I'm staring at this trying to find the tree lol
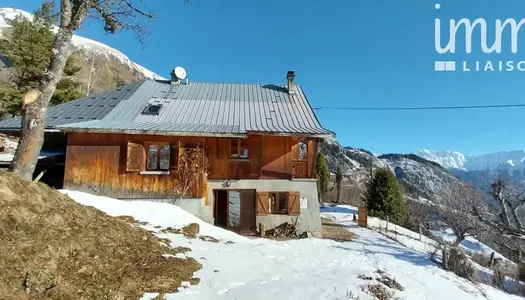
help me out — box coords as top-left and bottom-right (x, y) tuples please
(172, 146), (209, 201)
(335, 165), (342, 203)
(315, 152), (330, 203)
(436, 183), (488, 246)
(366, 168), (406, 224)
(0, 4), (83, 116)
(9, 0), (162, 179)
(490, 174), (525, 230)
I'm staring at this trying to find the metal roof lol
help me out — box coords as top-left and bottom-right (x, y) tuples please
(0, 81), (142, 129)
(0, 79), (332, 137)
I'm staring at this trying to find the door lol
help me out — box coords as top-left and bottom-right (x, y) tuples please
(240, 190), (256, 235)
(213, 189), (256, 235)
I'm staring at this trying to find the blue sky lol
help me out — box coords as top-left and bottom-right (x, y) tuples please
(4, 0), (525, 155)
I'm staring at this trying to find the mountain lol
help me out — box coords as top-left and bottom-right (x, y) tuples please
(0, 7), (165, 94)
(416, 149), (525, 192)
(416, 149), (525, 174)
(320, 137), (464, 205)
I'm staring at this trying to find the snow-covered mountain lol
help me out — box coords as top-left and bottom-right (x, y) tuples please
(320, 137), (463, 204)
(0, 7), (165, 92)
(416, 149), (525, 174)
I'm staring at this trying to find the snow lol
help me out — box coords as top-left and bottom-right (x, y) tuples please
(61, 191), (523, 300)
(0, 7), (166, 80)
(0, 150), (63, 163)
(417, 148), (525, 173)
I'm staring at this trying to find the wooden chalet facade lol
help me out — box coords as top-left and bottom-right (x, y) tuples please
(0, 71), (332, 235)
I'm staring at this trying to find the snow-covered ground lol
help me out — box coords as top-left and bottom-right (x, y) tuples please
(0, 7), (165, 80)
(61, 190), (523, 300)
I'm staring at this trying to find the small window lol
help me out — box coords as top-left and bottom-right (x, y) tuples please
(230, 138), (248, 159)
(146, 143), (170, 170)
(142, 104), (162, 115)
(269, 192), (288, 214)
(294, 139), (308, 160)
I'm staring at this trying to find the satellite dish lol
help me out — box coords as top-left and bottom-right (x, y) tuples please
(174, 66), (187, 80)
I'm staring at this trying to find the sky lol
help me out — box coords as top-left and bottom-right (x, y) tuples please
(3, 0), (525, 156)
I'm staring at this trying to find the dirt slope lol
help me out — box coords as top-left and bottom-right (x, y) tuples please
(0, 172), (201, 300)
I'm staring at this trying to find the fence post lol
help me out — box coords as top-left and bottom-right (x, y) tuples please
(442, 245), (448, 270)
(419, 223), (422, 241)
(386, 216), (389, 232)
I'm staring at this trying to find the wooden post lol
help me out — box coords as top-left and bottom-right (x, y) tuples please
(386, 216), (389, 232)
(259, 223), (265, 238)
(419, 223), (422, 241)
(442, 245), (448, 270)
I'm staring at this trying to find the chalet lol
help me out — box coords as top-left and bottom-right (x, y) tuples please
(0, 71), (333, 236)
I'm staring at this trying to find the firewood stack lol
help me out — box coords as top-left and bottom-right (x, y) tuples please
(265, 222), (308, 239)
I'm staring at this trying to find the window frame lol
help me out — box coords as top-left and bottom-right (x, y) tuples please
(142, 104), (163, 115)
(230, 138), (249, 159)
(268, 191), (289, 215)
(145, 142), (170, 171)
(293, 138), (309, 161)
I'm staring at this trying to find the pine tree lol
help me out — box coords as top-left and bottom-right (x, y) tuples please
(315, 152), (330, 204)
(0, 2), (83, 116)
(336, 165), (343, 203)
(366, 168), (406, 224)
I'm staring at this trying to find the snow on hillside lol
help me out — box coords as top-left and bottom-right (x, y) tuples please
(417, 149), (525, 173)
(416, 149), (468, 170)
(62, 190), (522, 300)
(0, 7), (165, 80)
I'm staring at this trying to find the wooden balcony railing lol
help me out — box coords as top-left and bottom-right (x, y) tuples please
(292, 160), (309, 179)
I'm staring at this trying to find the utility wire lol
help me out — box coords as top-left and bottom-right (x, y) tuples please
(312, 103), (525, 111)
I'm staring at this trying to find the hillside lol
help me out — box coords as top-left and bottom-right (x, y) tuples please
(0, 7), (165, 94)
(320, 137), (465, 205)
(0, 172), (200, 299)
(59, 190), (522, 300)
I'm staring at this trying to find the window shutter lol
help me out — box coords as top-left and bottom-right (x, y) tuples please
(257, 192), (269, 216)
(126, 142), (144, 172)
(288, 191), (300, 216)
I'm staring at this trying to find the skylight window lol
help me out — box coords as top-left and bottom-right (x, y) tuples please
(142, 104), (162, 115)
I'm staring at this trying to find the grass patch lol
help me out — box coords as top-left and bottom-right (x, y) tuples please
(0, 172), (201, 299)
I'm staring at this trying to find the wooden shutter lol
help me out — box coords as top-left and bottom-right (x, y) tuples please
(126, 142), (144, 172)
(287, 191), (300, 216)
(257, 192), (269, 216)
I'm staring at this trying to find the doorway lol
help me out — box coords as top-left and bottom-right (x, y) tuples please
(213, 189), (256, 235)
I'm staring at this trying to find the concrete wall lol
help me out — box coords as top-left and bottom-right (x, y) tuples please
(207, 179), (322, 235)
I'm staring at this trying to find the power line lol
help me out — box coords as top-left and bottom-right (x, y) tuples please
(312, 103), (525, 111)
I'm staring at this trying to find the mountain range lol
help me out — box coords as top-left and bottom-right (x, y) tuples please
(0, 7), (164, 94)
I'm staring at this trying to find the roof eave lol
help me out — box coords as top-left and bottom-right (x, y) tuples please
(58, 127), (249, 138)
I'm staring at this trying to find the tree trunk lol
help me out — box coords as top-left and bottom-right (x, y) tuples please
(9, 26), (75, 179)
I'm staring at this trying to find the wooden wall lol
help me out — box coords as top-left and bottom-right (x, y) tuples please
(64, 133), (318, 199)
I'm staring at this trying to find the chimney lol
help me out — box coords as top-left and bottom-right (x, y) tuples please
(286, 71), (296, 93)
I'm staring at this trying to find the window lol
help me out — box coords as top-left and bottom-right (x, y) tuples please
(298, 140), (307, 160)
(142, 104), (162, 115)
(146, 143), (170, 170)
(269, 192), (288, 214)
(230, 138), (248, 159)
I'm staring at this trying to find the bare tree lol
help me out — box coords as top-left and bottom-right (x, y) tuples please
(172, 146), (209, 201)
(490, 173), (525, 230)
(436, 183), (489, 246)
(9, 0), (169, 179)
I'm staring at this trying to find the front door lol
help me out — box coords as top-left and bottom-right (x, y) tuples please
(213, 189), (256, 235)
